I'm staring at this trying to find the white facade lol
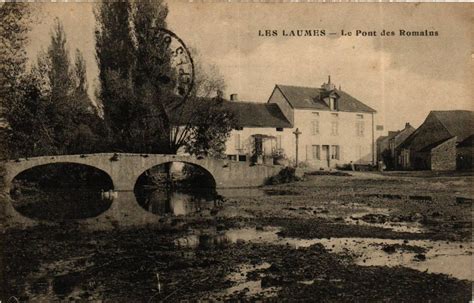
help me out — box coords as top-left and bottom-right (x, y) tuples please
(223, 81), (376, 169)
(290, 109), (375, 168)
(224, 109), (375, 169)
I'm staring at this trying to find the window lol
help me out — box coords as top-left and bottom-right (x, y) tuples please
(276, 127), (283, 132)
(311, 120), (319, 135)
(312, 145), (320, 160)
(356, 114), (364, 119)
(356, 121), (365, 137)
(235, 126), (243, 131)
(235, 134), (241, 149)
(331, 145), (340, 160)
(238, 155), (247, 162)
(227, 155), (237, 161)
(331, 121), (339, 136)
(331, 113), (339, 118)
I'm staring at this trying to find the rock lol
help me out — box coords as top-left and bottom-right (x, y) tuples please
(382, 245), (396, 254)
(414, 253), (426, 261)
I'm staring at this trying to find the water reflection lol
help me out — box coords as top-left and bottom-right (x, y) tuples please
(136, 188), (223, 216)
(11, 189), (113, 221)
(176, 227), (473, 281)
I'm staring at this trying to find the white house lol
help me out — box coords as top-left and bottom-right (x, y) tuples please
(224, 77), (377, 169)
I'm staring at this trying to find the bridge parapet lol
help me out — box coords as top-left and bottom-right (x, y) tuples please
(2, 153), (282, 192)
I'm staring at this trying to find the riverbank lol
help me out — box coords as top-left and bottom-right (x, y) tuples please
(1, 171), (472, 301)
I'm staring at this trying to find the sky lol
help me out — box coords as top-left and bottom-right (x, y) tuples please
(25, 2), (473, 133)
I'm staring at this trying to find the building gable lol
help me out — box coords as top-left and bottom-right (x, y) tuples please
(267, 86), (295, 125)
(399, 112), (457, 152)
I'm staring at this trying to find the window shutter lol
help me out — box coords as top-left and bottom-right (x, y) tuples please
(235, 134), (241, 150)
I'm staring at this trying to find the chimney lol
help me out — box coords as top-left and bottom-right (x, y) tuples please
(405, 122), (411, 128)
(230, 93), (238, 101)
(321, 75), (336, 91)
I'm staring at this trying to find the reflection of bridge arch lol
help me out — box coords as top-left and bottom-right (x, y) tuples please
(3, 153), (282, 193)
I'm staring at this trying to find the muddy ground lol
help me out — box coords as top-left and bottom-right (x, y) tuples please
(1, 171), (472, 302)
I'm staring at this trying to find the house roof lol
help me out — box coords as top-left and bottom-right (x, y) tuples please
(419, 137), (455, 152)
(274, 84), (376, 113)
(222, 101), (292, 128)
(431, 110), (474, 143)
(169, 97), (292, 128)
(398, 110), (474, 151)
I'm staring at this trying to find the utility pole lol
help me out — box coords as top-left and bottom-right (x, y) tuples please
(293, 128), (302, 167)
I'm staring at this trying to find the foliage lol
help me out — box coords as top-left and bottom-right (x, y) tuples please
(2, 18), (105, 158)
(272, 148), (286, 159)
(183, 97), (236, 158)
(95, 1), (234, 156)
(95, 0), (174, 153)
(0, 3), (32, 158)
(265, 167), (301, 185)
(0, 3), (31, 97)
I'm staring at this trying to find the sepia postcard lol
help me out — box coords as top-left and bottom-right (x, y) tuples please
(0, 1), (472, 302)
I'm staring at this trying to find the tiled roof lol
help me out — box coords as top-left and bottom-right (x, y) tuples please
(431, 110), (474, 143)
(419, 137), (456, 152)
(275, 84), (376, 113)
(398, 110), (474, 151)
(169, 97), (292, 128)
(222, 101), (292, 128)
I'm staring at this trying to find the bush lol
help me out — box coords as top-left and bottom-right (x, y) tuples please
(265, 167), (301, 185)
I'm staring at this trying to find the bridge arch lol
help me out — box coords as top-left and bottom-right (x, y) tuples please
(134, 160), (217, 190)
(4, 157), (116, 193)
(10, 162), (114, 189)
(8, 162), (115, 221)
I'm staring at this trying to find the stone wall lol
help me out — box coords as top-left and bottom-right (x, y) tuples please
(430, 137), (457, 171)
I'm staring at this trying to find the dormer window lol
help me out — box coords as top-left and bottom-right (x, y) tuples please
(320, 76), (339, 111)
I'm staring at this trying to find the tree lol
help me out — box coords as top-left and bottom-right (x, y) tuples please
(0, 3), (31, 99)
(183, 98), (235, 158)
(95, 0), (235, 157)
(95, 1), (139, 151)
(3, 18), (104, 158)
(0, 3), (32, 158)
(178, 54), (236, 157)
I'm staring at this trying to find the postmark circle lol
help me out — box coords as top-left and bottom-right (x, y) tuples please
(155, 28), (195, 108)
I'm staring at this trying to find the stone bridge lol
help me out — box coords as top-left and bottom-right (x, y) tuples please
(3, 153), (282, 192)
(1, 153), (282, 229)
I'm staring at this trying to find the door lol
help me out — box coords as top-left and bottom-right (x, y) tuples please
(321, 145), (330, 168)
